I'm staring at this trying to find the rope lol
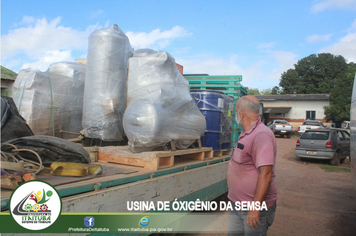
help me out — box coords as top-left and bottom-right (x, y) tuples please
(1, 143), (44, 174)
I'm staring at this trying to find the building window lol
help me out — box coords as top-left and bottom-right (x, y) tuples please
(306, 111), (316, 120)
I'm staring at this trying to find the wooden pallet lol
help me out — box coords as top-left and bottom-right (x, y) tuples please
(97, 146), (214, 170)
(213, 149), (233, 157)
(83, 147), (99, 162)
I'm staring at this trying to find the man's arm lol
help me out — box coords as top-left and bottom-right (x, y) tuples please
(246, 165), (273, 230)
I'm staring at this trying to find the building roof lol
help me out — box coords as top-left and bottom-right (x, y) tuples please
(256, 94), (329, 101)
(1, 66), (17, 81)
(264, 106), (292, 113)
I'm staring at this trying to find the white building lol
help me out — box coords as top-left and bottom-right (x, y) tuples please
(255, 94), (330, 128)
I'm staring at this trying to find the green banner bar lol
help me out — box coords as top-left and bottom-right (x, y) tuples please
(0, 212), (229, 233)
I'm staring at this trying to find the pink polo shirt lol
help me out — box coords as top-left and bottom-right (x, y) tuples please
(227, 118), (277, 208)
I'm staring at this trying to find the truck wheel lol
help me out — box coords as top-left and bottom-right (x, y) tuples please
(330, 151), (341, 166)
(287, 134), (291, 139)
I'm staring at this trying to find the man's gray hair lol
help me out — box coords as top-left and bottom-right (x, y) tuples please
(238, 96), (260, 114)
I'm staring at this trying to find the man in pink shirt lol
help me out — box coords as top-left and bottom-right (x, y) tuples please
(227, 95), (277, 235)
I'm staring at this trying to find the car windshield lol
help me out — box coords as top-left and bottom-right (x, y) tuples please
(275, 120), (288, 124)
(303, 121), (322, 126)
(301, 131), (329, 140)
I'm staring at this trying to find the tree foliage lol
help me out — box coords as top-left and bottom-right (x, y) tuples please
(247, 88), (261, 95)
(278, 53), (355, 122)
(324, 63), (356, 122)
(279, 53), (348, 94)
(260, 88), (272, 95)
(271, 86), (281, 95)
(247, 86), (281, 95)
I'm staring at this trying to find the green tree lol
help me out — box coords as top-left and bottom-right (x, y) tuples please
(280, 69), (300, 94)
(260, 88), (272, 95)
(271, 86), (281, 95)
(279, 53), (348, 94)
(247, 88), (261, 95)
(324, 62), (356, 122)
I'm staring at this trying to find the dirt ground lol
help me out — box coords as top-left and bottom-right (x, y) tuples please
(186, 135), (356, 235)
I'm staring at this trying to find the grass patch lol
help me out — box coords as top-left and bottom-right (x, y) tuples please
(320, 164), (351, 172)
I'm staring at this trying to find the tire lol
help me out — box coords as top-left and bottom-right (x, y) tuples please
(287, 133), (291, 139)
(330, 151), (341, 166)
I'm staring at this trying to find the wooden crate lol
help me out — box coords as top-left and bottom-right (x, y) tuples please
(98, 146), (214, 170)
(213, 149), (233, 157)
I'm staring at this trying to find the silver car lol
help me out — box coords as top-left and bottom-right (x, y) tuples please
(295, 128), (350, 165)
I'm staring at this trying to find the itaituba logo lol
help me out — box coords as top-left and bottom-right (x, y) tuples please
(10, 180), (61, 230)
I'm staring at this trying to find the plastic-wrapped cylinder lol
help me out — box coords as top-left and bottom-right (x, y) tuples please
(48, 62), (86, 139)
(82, 24), (133, 141)
(12, 62), (86, 138)
(221, 95), (234, 149)
(123, 49), (206, 152)
(190, 90), (225, 151)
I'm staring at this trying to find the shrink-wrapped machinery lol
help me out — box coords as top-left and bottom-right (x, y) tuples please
(12, 62), (86, 138)
(48, 62), (86, 138)
(123, 49), (206, 152)
(81, 24), (133, 141)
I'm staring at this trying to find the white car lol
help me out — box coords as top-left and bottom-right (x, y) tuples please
(298, 120), (325, 136)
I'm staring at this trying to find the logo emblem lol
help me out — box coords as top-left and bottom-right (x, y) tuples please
(138, 216), (150, 227)
(84, 216), (95, 227)
(9, 180), (61, 230)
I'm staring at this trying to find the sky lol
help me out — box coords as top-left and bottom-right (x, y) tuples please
(1, 0), (356, 90)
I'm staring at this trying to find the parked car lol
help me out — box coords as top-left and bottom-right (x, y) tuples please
(268, 120), (293, 138)
(295, 128), (350, 165)
(298, 120), (325, 136)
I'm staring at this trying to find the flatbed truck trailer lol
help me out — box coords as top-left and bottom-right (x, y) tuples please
(1, 153), (230, 213)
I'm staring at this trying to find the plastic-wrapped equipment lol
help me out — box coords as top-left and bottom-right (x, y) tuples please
(221, 95), (234, 149)
(12, 62), (86, 138)
(48, 62), (86, 139)
(190, 90), (224, 151)
(82, 24), (133, 141)
(123, 49), (206, 152)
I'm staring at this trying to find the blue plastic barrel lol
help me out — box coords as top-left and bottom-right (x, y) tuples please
(190, 90), (224, 150)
